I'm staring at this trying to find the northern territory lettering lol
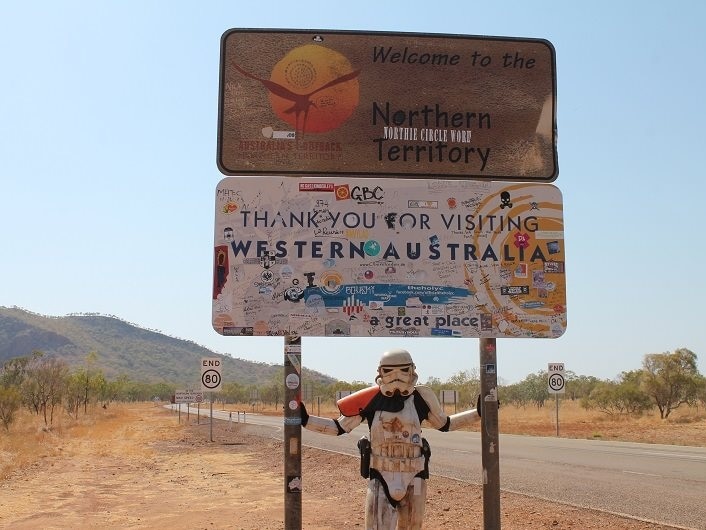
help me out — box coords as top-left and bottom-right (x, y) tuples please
(372, 102), (491, 171)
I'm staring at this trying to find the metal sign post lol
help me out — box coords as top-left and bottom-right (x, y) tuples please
(210, 393), (214, 443)
(283, 334), (302, 529)
(555, 394), (559, 437)
(480, 338), (501, 529)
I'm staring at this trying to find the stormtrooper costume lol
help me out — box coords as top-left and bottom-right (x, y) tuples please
(300, 349), (480, 529)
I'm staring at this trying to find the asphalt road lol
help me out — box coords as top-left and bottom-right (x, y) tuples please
(169, 405), (706, 529)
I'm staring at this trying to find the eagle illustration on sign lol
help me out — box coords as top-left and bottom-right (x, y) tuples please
(232, 44), (361, 134)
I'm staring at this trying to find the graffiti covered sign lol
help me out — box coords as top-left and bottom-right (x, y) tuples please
(218, 29), (557, 181)
(213, 177), (566, 339)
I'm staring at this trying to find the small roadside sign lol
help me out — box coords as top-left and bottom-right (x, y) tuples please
(174, 390), (204, 404)
(547, 362), (565, 394)
(440, 390), (459, 404)
(201, 357), (223, 391)
(336, 390), (353, 400)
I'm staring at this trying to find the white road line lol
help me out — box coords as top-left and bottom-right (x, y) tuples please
(622, 470), (662, 478)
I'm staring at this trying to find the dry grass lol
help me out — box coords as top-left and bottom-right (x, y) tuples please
(0, 404), (134, 480)
(3, 404), (681, 530)
(220, 398), (706, 447)
(2, 399), (704, 484)
(495, 399), (706, 446)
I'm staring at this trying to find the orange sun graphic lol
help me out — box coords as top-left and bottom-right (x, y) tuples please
(233, 44), (360, 134)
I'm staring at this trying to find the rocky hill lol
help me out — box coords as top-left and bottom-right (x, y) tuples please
(0, 306), (336, 385)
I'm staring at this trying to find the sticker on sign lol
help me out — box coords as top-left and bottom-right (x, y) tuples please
(213, 177), (567, 341)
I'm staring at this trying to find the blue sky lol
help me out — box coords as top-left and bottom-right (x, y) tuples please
(1, 1), (704, 386)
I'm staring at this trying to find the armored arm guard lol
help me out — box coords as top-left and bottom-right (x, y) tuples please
(415, 385), (448, 429)
(415, 385), (480, 431)
(445, 408), (480, 431)
(300, 401), (363, 435)
(304, 415), (347, 435)
(449, 393), (485, 429)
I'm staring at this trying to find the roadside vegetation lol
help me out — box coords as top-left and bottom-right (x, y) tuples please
(1, 347), (704, 437)
(2, 349), (705, 482)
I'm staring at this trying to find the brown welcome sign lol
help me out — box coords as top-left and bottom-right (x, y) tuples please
(218, 29), (557, 181)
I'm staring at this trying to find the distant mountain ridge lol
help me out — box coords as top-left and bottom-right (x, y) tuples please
(0, 306), (336, 386)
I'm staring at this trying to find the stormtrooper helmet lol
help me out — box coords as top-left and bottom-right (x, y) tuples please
(376, 348), (418, 396)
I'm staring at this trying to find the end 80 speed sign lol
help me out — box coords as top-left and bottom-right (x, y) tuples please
(201, 357), (223, 391)
(547, 362), (565, 394)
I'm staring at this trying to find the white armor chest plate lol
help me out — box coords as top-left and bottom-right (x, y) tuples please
(371, 397), (423, 453)
(369, 396), (425, 501)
